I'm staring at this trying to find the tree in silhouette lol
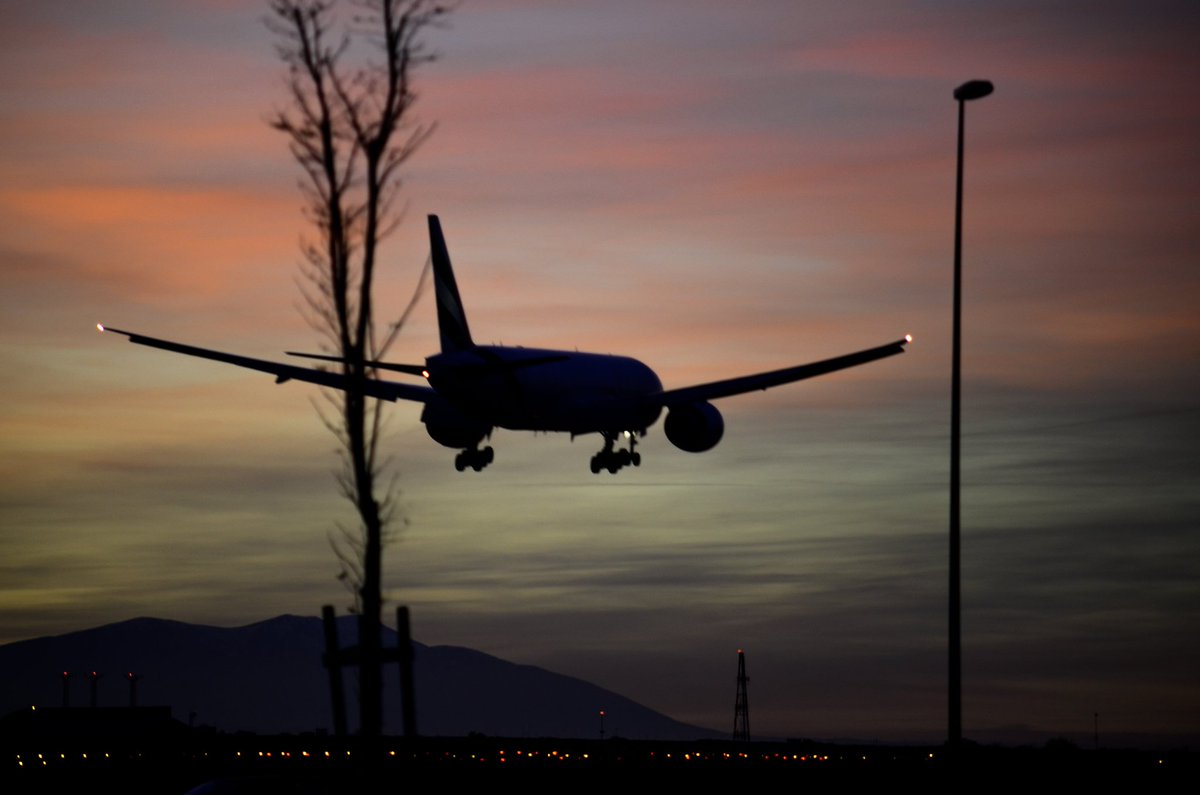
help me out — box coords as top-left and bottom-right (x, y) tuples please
(268, 0), (443, 738)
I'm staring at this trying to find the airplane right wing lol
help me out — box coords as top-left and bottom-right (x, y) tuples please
(98, 325), (437, 404)
(656, 336), (911, 406)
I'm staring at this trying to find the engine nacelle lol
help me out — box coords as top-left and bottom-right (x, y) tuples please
(421, 400), (491, 449)
(663, 402), (724, 453)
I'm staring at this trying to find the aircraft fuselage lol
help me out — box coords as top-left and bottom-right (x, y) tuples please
(425, 345), (664, 434)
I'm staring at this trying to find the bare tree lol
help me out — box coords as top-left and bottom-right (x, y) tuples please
(268, 0), (443, 738)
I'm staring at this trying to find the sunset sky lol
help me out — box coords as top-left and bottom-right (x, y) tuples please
(2, 1), (1198, 745)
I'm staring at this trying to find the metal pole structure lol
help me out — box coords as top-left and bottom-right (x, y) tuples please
(396, 606), (418, 739)
(949, 78), (993, 751)
(127, 672), (141, 708)
(321, 605), (348, 738)
(732, 649), (750, 742)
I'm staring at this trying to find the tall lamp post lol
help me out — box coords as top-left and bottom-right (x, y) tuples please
(949, 78), (993, 750)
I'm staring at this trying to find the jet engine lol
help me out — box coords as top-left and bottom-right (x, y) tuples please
(421, 400), (491, 449)
(663, 401), (724, 453)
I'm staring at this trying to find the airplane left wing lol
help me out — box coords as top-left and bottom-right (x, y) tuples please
(97, 325), (437, 403)
(657, 336), (910, 406)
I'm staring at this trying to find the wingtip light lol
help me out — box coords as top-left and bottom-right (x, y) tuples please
(904, 334), (913, 343)
(97, 323), (105, 333)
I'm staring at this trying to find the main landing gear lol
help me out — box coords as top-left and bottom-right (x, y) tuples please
(590, 432), (641, 474)
(455, 445), (494, 472)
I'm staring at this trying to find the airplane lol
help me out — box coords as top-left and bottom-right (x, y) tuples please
(100, 215), (910, 473)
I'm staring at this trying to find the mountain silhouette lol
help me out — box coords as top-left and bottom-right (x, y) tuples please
(0, 615), (719, 740)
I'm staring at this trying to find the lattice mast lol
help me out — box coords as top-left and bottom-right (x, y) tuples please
(733, 648), (750, 741)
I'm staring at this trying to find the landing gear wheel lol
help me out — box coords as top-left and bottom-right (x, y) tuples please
(455, 445), (494, 472)
(589, 431), (643, 473)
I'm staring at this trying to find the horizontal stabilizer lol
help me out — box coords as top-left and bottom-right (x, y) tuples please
(286, 351), (427, 377)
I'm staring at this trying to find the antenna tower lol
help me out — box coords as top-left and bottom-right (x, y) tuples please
(733, 649), (750, 741)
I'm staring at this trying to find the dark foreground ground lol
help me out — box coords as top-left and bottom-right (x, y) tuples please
(5, 730), (1195, 793)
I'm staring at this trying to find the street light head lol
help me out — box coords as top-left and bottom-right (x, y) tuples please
(954, 80), (994, 102)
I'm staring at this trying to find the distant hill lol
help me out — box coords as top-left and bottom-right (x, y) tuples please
(0, 615), (720, 740)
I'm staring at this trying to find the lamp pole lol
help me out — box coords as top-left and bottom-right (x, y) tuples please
(950, 78), (993, 751)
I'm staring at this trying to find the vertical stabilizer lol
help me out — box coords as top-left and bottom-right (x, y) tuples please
(428, 215), (474, 352)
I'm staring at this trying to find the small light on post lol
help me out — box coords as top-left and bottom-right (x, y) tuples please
(953, 80), (994, 102)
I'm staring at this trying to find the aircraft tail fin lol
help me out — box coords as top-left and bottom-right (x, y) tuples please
(428, 215), (474, 353)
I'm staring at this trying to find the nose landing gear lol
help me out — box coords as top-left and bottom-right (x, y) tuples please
(455, 445), (494, 472)
(590, 432), (641, 474)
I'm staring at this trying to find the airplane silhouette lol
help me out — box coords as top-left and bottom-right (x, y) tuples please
(100, 215), (910, 473)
